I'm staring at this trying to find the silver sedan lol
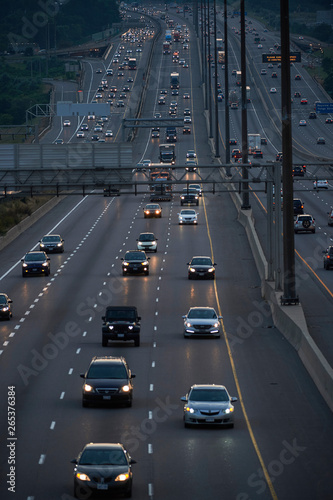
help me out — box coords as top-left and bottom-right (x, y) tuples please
(181, 384), (237, 427)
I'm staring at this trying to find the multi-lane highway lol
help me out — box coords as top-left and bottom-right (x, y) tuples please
(0, 6), (333, 500)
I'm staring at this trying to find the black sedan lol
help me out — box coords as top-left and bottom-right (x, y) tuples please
(71, 442), (136, 499)
(187, 256), (216, 279)
(121, 251), (150, 276)
(39, 234), (64, 253)
(81, 356), (135, 407)
(21, 251), (50, 277)
(0, 293), (13, 320)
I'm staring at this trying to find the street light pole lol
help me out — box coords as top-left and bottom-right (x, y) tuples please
(213, 0), (219, 156)
(240, 0), (250, 209)
(224, 0), (230, 167)
(280, 0), (298, 304)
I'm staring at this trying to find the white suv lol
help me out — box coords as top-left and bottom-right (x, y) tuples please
(294, 214), (315, 234)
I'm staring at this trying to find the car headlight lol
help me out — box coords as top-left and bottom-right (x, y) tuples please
(128, 325), (133, 330)
(121, 385), (130, 393)
(57, 243), (62, 247)
(224, 407), (234, 414)
(115, 473), (130, 482)
(185, 406), (195, 413)
(42, 262), (48, 267)
(108, 325), (114, 330)
(83, 384), (93, 392)
(40, 244), (45, 247)
(142, 261), (148, 265)
(1, 306), (9, 312)
(123, 262), (129, 266)
(76, 472), (91, 481)
(189, 268), (196, 272)
(185, 322), (192, 328)
(181, 196), (185, 199)
(208, 268), (214, 272)
(155, 210), (160, 214)
(151, 241), (156, 245)
(213, 322), (219, 328)
(22, 263), (28, 267)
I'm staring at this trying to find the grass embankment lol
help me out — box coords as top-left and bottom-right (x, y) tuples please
(0, 196), (53, 236)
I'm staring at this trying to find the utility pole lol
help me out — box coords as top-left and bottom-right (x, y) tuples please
(240, 0), (250, 209)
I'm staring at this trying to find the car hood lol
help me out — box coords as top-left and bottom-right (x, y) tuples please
(190, 265), (212, 270)
(75, 463), (129, 479)
(84, 377), (128, 389)
(185, 318), (218, 326)
(106, 320), (136, 325)
(188, 401), (231, 411)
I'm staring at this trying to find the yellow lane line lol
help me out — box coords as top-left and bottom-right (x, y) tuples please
(202, 192), (279, 500)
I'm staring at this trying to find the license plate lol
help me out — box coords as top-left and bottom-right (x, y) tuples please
(117, 334), (124, 338)
(97, 484), (108, 490)
(103, 396), (111, 400)
(206, 418), (214, 422)
(133, 267), (138, 271)
(32, 268), (37, 272)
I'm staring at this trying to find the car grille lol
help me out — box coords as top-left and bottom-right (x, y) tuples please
(95, 388), (118, 395)
(200, 410), (220, 416)
(112, 325), (131, 333)
(90, 474), (113, 484)
(195, 324), (211, 330)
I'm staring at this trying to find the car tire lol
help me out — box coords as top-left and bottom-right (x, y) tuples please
(122, 270), (126, 276)
(134, 338), (140, 347)
(126, 399), (132, 408)
(294, 230), (298, 234)
(102, 337), (108, 347)
(82, 400), (88, 408)
(145, 271), (149, 276)
(184, 422), (191, 428)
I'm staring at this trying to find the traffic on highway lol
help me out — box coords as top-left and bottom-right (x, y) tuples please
(0, 4), (332, 500)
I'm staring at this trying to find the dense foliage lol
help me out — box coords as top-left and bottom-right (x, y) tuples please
(0, 0), (120, 52)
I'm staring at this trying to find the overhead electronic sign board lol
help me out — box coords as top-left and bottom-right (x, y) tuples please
(316, 102), (333, 113)
(262, 52), (301, 63)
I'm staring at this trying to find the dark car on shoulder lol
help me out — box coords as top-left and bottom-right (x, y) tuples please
(21, 251), (50, 276)
(71, 442), (136, 499)
(323, 246), (333, 270)
(187, 256), (216, 280)
(81, 356), (136, 407)
(102, 306), (141, 347)
(0, 293), (13, 320)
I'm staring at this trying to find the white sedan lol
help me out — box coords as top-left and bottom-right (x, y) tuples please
(178, 209), (198, 225)
(299, 120), (307, 126)
(313, 180), (328, 189)
(270, 87), (277, 93)
(76, 131), (85, 138)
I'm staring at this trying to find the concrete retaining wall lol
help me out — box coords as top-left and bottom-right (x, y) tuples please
(0, 196), (64, 251)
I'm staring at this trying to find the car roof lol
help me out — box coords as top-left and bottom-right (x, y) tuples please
(189, 306), (215, 311)
(138, 232), (155, 236)
(89, 356), (125, 365)
(190, 384), (227, 390)
(83, 443), (124, 451)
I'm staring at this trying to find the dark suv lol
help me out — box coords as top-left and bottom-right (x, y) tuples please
(323, 246), (333, 270)
(293, 199), (304, 215)
(102, 306), (141, 347)
(81, 356), (135, 407)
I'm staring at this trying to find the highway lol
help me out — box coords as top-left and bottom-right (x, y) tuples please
(0, 6), (332, 500)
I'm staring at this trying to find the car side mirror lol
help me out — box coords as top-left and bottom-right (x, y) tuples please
(102, 316), (106, 322)
(136, 239), (138, 241)
(182, 315), (186, 319)
(214, 263), (217, 266)
(21, 259), (24, 262)
(180, 396), (187, 402)
(231, 397), (238, 403)
(186, 262), (189, 265)
(131, 374), (136, 379)
(218, 316), (223, 319)
(8, 299), (13, 303)
(130, 459), (137, 465)
(70, 458), (77, 464)
(80, 373), (85, 378)
(121, 258), (124, 261)
(137, 316), (141, 321)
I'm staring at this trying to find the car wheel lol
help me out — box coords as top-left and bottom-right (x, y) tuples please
(82, 400), (88, 408)
(184, 422), (191, 428)
(102, 337), (108, 347)
(154, 249), (157, 253)
(294, 230), (298, 234)
(22, 271), (25, 277)
(134, 338), (140, 347)
(126, 399), (132, 408)
(188, 274), (192, 279)
(145, 270), (149, 276)
(312, 229), (315, 233)
(122, 270), (126, 276)
(324, 262), (329, 270)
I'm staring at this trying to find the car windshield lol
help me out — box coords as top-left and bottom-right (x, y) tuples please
(0, 295), (7, 304)
(146, 205), (159, 210)
(80, 449), (127, 465)
(87, 364), (128, 379)
(181, 210), (196, 215)
(42, 236), (60, 242)
(299, 216), (311, 221)
(189, 388), (229, 402)
(25, 253), (46, 262)
(188, 309), (217, 319)
(125, 252), (145, 260)
(106, 309), (136, 321)
(139, 234), (155, 242)
(191, 258), (212, 266)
